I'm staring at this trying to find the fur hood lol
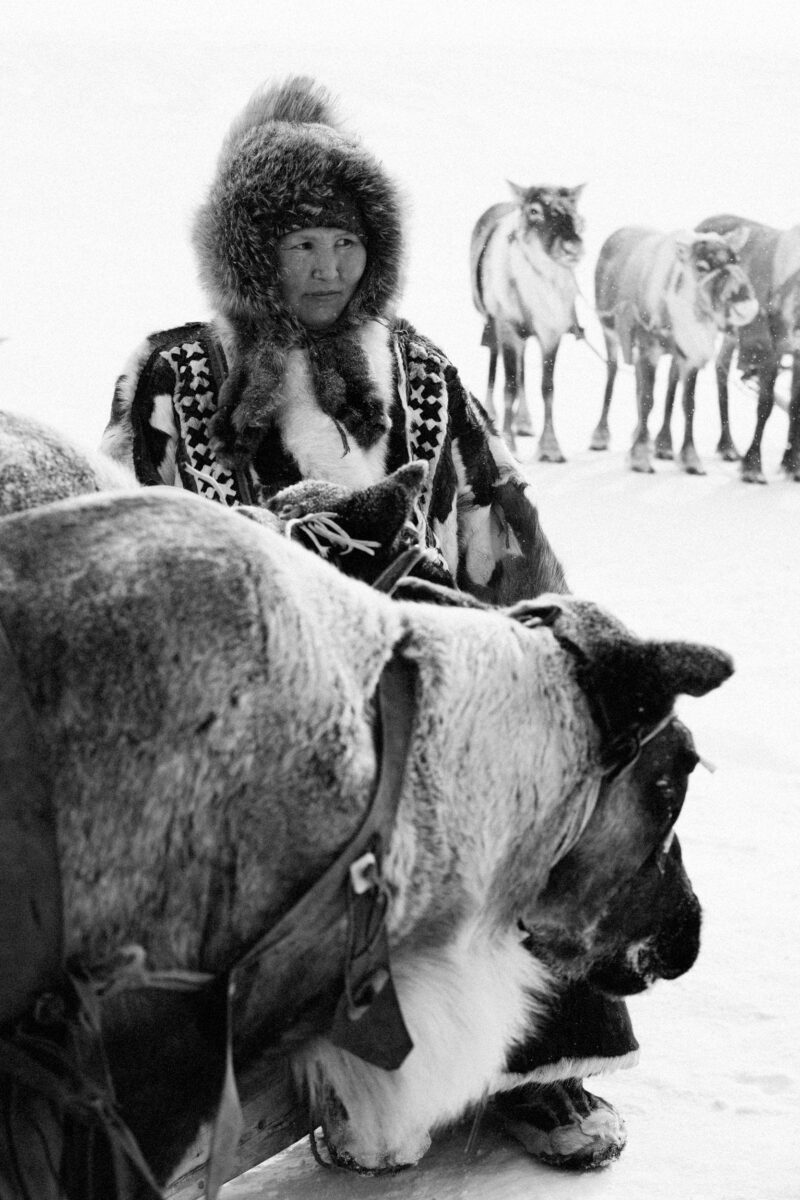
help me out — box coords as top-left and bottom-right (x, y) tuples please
(193, 76), (405, 336)
(191, 77), (407, 467)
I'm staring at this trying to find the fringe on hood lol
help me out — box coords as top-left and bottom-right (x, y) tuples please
(191, 77), (407, 467)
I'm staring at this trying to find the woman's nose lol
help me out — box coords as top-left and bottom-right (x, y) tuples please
(311, 249), (339, 280)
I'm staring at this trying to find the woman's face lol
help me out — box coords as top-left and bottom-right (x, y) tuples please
(277, 227), (367, 330)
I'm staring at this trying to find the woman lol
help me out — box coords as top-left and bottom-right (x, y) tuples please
(102, 76), (634, 1170)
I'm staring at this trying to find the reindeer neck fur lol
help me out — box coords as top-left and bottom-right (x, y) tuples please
(382, 605), (602, 952)
(628, 235), (714, 366)
(662, 261), (719, 367)
(294, 606), (602, 1172)
(482, 209), (578, 347)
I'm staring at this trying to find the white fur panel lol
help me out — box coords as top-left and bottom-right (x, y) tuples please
(277, 322), (392, 489)
(150, 392), (179, 485)
(294, 921), (554, 1169)
(100, 337), (157, 465)
(459, 502), (499, 586)
(358, 318), (394, 407)
(493, 1048), (641, 1092)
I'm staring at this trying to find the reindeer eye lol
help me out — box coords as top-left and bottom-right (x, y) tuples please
(527, 202), (544, 221)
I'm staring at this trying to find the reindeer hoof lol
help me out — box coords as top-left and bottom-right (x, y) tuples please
(716, 440), (740, 462)
(741, 466), (767, 484)
(680, 453), (706, 476)
(628, 445), (654, 473)
(327, 1145), (415, 1176)
(589, 429), (609, 452)
(537, 439), (566, 464)
(496, 1081), (627, 1172)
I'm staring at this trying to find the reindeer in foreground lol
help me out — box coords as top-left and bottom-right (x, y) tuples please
(0, 487), (732, 1195)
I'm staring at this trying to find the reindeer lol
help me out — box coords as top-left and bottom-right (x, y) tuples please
(694, 215), (800, 483)
(591, 226), (758, 474)
(470, 183), (586, 459)
(0, 487), (732, 1192)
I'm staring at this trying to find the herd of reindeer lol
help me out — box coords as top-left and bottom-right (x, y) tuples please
(471, 183), (800, 483)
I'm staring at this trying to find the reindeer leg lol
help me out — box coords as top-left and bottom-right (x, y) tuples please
(537, 343), (566, 463)
(780, 352), (800, 480)
(679, 368), (705, 475)
(501, 340), (520, 454)
(629, 351), (656, 473)
(513, 341), (536, 439)
(654, 358), (679, 460)
(741, 359), (778, 483)
(484, 321), (499, 424)
(590, 333), (617, 451)
(715, 335), (739, 460)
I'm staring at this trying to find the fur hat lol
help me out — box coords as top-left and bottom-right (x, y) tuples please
(192, 77), (407, 467)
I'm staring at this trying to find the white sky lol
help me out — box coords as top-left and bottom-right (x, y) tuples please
(3, 0), (800, 441)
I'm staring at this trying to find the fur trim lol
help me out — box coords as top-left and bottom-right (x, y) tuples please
(101, 337), (155, 466)
(193, 75), (405, 332)
(491, 1049), (641, 1092)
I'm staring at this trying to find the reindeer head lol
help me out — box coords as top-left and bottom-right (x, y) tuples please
(675, 228), (758, 331)
(504, 595), (733, 995)
(238, 462), (455, 588)
(507, 181), (586, 264)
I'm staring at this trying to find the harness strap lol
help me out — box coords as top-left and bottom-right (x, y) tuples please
(371, 544), (430, 594)
(230, 647), (418, 1071)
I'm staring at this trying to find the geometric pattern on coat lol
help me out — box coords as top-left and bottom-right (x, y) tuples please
(164, 338), (239, 505)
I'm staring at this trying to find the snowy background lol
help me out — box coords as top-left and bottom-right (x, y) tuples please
(2, 2), (799, 1197)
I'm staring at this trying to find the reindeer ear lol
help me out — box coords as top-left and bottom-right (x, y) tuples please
(675, 233), (695, 262)
(583, 638), (734, 758)
(505, 595), (565, 628)
(520, 597), (734, 752)
(507, 180), (527, 203)
(569, 183), (587, 200)
(333, 463), (428, 543)
(389, 461), (428, 501)
(723, 225), (749, 254)
(649, 641), (734, 697)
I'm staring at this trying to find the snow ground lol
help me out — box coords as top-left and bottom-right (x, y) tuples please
(2, 3), (799, 1197)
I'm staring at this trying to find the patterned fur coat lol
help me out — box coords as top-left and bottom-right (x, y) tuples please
(102, 317), (567, 604)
